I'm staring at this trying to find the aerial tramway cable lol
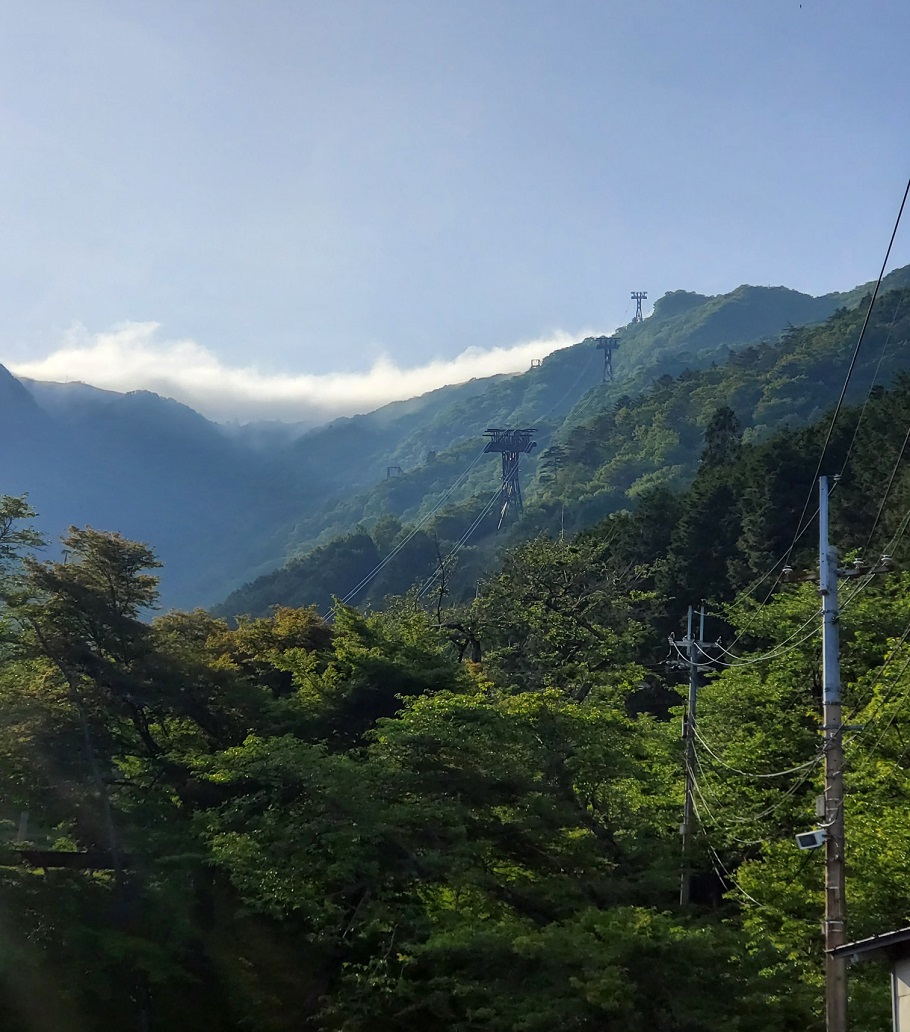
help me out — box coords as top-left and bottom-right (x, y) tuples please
(414, 346), (606, 597)
(415, 482), (505, 600)
(327, 445), (488, 616)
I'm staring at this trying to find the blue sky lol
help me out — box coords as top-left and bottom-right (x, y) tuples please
(2, 0), (910, 421)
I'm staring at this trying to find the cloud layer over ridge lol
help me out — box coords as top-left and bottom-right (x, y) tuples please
(5, 322), (581, 424)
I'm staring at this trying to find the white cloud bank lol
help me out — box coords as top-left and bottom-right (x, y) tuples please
(5, 322), (582, 424)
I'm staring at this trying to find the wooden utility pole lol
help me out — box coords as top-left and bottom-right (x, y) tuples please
(820, 474), (848, 1032)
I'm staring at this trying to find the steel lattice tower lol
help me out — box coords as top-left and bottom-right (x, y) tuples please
(483, 428), (537, 528)
(631, 291), (648, 322)
(584, 335), (621, 383)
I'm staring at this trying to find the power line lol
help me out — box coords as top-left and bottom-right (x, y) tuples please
(687, 784), (768, 908)
(864, 424), (910, 553)
(844, 627), (910, 762)
(839, 290), (907, 476)
(708, 750), (823, 827)
(714, 178), (910, 648)
(687, 758), (767, 848)
(786, 176), (910, 568)
(718, 529), (879, 658)
(714, 522), (820, 654)
(693, 726), (822, 779)
(708, 618), (820, 668)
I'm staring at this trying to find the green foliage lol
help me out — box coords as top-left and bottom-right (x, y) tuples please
(0, 496), (42, 571)
(9, 346), (910, 1028)
(220, 278), (910, 617)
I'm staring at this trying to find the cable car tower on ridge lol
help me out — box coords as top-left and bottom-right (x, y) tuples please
(483, 428), (537, 528)
(585, 335), (621, 383)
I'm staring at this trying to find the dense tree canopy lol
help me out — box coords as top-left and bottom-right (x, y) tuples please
(3, 347), (910, 1029)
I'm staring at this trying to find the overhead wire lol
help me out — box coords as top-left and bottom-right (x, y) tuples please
(715, 523), (819, 654)
(681, 240), (910, 886)
(864, 424), (910, 554)
(327, 445), (489, 615)
(719, 479), (895, 655)
(784, 175), (910, 569)
(415, 482), (505, 600)
(692, 575), (910, 837)
(331, 335), (607, 615)
(698, 745), (823, 828)
(688, 584), (876, 669)
(691, 572), (884, 793)
(838, 289), (907, 476)
(413, 345), (606, 605)
(693, 726), (822, 780)
(532, 347), (600, 425)
(333, 179), (910, 626)
(688, 576), (886, 789)
(844, 626), (910, 764)
(711, 177), (910, 648)
(874, 495), (910, 563)
(864, 665), (910, 798)
(707, 617), (820, 668)
(687, 784), (768, 908)
(826, 615), (910, 817)
(686, 758), (767, 847)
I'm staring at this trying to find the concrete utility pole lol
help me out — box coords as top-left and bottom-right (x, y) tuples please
(678, 604), (708, 906)
(820, 474), (848, 1032)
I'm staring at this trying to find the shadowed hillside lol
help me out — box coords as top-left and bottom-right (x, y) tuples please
(6, 264), (910, 610)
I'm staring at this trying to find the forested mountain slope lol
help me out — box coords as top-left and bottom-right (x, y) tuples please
(249, 267), (910, 575)
(6, 264), (909, 610)
(219, 281), (910, 617)
(3, 367), (910, 1028)
(0, 377), (314, 608)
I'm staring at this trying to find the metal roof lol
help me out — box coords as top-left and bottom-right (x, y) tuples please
(830, 927), (910, 962)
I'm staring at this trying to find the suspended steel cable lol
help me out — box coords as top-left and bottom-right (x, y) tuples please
(332, 334), (607, 616)
(708, 618), (820, 668)
(846, 645), (910, 766)
(879, 498), (910, 558)
(719, 532), (877, 657)
(687, 786), (768, 908)
(532, 347), (600, 425)
(328, 445), (489, 616)
(414, 346), (607, 606)
(686, 759), (767, 847)
(415, 483), (504, 600)
(835, 589), (910, 729)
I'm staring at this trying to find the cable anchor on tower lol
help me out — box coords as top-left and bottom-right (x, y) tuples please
(483, 428), (537, 529)
(584, 335), (621, 383)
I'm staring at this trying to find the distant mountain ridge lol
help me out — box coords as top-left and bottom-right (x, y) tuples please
(218, 278), (910, 617)
(5, 263), (910, 610)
